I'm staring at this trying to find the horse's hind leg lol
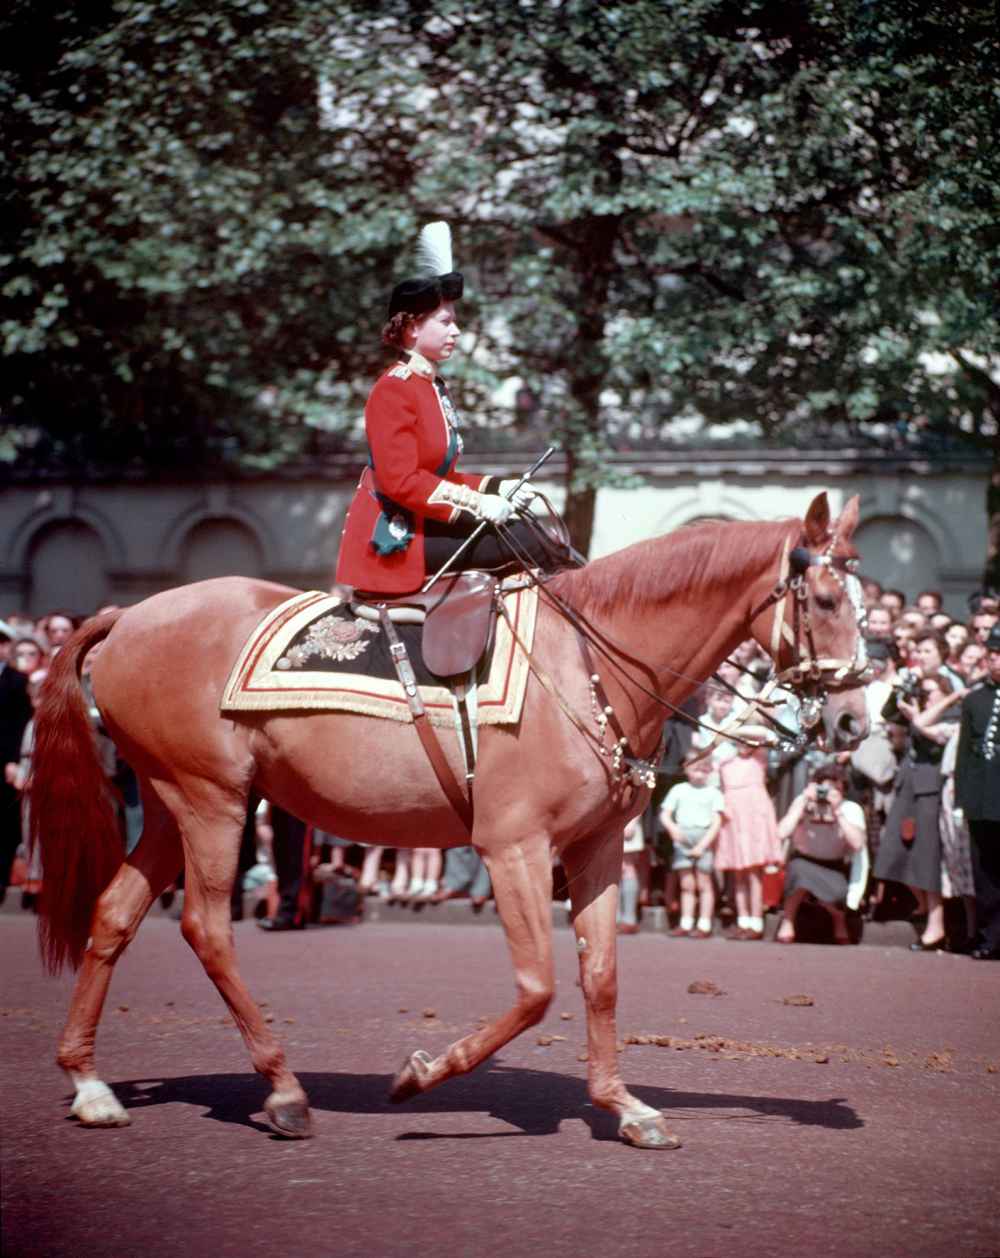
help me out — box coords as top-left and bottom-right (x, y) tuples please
(562, 831), (681, 1150)
(60, 785), (183, 1127)
(390, 835), (555, 1102)
(175, 785), (312, 1138)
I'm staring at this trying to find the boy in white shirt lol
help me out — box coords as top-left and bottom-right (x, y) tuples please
(660, 752), (726, 938)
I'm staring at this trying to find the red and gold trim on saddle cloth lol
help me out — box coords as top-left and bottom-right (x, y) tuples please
(219, 585), (538, 728)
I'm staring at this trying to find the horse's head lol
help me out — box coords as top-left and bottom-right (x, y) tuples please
(754, 492), (870, 752)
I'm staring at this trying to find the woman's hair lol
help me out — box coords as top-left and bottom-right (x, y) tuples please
(919, 670), (954, 703)
(812, 763), (848, 788)
(381, 311), (418, 350)
(914, 629), (947, 658)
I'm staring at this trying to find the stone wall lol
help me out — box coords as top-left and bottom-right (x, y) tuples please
(1, 449), (987, 620)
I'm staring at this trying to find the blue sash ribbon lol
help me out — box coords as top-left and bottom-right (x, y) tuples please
(369, 424), (460, 556)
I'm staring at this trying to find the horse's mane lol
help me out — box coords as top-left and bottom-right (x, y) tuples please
(550, 517), (800, 616)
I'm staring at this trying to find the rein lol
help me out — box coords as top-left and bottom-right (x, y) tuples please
(495, 510), (871, 781)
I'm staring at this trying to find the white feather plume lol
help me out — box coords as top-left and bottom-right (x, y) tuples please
(415, 221), (453, 277)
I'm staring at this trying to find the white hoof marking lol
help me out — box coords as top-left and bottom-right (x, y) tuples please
(71, 1079), (131, 1127)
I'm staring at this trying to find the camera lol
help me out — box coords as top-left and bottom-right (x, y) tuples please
(896, 671), (922, 700)
(815, 783), (830, 802)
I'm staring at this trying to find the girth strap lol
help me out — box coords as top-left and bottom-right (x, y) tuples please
(377, 607), (473, 833)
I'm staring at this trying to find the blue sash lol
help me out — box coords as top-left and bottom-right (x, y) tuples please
(369, 424), (460, 556)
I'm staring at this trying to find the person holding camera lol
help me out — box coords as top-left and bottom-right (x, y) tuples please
(873, 667), (959, 950)
(774, 766), (867, 945)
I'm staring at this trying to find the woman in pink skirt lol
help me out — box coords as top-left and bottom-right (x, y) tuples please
(716, 744), (782, 940)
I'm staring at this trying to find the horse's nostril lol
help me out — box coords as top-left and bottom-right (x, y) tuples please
(835, 712), (864, 744)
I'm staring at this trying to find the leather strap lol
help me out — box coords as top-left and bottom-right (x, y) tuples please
(378, 608), (473, 833)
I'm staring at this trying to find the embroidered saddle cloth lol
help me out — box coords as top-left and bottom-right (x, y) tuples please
(219, 585), (537, 728)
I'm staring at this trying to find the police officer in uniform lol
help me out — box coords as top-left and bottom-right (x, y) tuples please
(336, 222), (569, 595)
(955, 623), (1000, 959)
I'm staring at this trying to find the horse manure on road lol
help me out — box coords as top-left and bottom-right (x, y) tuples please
(686, 979), (725, 996)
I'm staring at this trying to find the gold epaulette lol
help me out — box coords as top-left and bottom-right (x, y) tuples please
(387, 363), (412, 380)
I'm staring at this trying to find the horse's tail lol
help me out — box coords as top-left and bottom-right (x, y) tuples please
(30, 610), (127, 975)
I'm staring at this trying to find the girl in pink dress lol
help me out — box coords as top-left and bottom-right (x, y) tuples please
(716, 745), (782, 940)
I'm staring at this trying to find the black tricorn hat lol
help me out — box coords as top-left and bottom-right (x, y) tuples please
(388, 221), (464, 318)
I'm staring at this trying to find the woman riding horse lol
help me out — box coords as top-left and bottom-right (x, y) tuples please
(335, 221), (559, 595)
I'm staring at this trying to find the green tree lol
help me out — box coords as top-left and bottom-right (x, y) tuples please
(1, 0), (404, 470)
(3, 0), (998, 566)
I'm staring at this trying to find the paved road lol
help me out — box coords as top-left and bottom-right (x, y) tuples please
(2, 912), (998, 1258)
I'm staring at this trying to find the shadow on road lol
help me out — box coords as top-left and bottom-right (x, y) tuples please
(104, 1062), (862, 1142)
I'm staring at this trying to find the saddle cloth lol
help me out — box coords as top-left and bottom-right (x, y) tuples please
(219, 584), (538, 729)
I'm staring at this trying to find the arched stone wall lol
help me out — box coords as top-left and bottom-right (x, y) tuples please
(852, 515), (941, 599)
(27, 520), (110, 617)
(0, 456), (986, 621)
(178, 517), (265, 584)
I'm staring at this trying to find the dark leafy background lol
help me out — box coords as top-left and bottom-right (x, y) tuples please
(2, 0), (997, 560)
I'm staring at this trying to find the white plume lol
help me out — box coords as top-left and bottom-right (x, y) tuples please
(415, 221), (453, 277)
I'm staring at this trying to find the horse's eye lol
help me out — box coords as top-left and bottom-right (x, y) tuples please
(815, 592), (837, 612)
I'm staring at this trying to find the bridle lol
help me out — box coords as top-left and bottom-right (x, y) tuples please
(747, 534), (873, 731)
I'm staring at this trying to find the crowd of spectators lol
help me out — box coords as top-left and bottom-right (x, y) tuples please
(614, 579), (1000, 955)
(2, 580), (998, 960)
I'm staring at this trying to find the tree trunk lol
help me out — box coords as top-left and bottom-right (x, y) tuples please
(562, 451), (597, 557)
(559, 203), (621, 560)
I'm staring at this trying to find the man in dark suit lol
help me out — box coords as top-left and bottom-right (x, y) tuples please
(0, 619), (33, 904)
(956, 623), (1000, 959)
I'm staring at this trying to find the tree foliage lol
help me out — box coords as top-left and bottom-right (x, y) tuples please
(2, 0), (998, 557)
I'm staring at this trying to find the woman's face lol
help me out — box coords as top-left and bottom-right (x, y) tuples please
(409, 302), (459, 364)
(913, 638), (944, 672)
(13, 642), (42, 674)
(944, 623), (969, 655)
(959, 643), (985, 677)
(45, 616), (74, 646)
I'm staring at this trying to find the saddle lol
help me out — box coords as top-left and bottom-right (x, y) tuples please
(347, 570), (498, 678)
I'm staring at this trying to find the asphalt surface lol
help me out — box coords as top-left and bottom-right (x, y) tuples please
(2, 911), (999, 1258)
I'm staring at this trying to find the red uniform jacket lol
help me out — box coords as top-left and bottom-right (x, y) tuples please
(335, 354), (492, 594)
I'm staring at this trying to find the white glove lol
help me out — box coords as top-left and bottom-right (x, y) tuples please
(477, 494), (514, 526)
(499, 478), (536, 510)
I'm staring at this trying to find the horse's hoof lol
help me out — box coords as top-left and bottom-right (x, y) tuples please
(264, 1094), (313, 1139)
(389, 1049), (434, 1104)
(619, 1113), (682, 1150)
(70, 1081), (131, 1128)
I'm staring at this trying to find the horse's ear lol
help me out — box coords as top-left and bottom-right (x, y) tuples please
(803, 493), (831, 547)
(834, 494), (860, 542)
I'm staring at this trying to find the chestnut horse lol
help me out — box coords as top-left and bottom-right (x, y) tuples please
(31, 492), (868, 1150)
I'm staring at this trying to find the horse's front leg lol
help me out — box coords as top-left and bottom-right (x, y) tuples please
(562, 830), (681, 1150)
(389, 835), (554, 1102)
